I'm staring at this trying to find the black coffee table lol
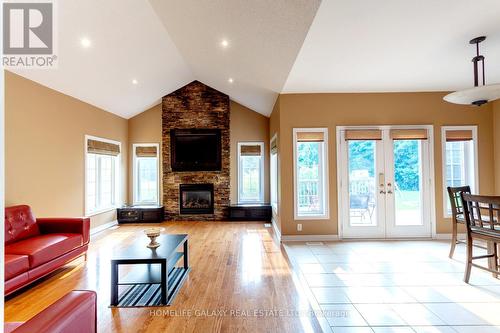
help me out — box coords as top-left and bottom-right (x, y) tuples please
(110, 234), (189, 307)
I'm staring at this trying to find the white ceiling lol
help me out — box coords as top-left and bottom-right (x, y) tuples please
(9, 0), (500, 118)
(284, 0), (500, 93)
(148, 0), (321, 116)
(10, 0), (320, 118)
(11, 0), (194, 119)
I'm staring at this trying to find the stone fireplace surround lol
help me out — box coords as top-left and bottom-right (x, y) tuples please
(162, 81), (230, 221)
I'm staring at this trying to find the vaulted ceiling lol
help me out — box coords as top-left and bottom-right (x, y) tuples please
(10, 0), (500, 118)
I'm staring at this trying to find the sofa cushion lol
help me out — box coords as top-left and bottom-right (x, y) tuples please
(5, 234), (83, 268)
(4, 322), (23, 333)
(5, 205), (40, 245)
(5, 254), (30, 280)
(5, 273), (29, 295)
(4, 291), (97, 333)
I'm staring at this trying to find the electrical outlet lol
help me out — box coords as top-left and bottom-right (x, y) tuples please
(297, 223), (302, 231)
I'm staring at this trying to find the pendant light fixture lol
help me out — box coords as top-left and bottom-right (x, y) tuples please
(444, 36), (500, 106)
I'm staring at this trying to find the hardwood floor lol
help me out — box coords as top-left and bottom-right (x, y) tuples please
(5, 222), (323, 333)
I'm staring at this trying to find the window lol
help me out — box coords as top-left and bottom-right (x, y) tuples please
(85, 136), (121, 215)
(133, 144), (160, 205)
(238, 142), (264, 203)
(293, 128), (329, 219)
(270, 135), (278, 213)
(442, 126), (478, 217)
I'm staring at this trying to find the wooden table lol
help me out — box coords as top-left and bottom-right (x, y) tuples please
(110, 234), (189, 307)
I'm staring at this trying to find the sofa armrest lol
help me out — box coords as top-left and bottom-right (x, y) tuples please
(36, 217), (90, 245)
(6, 290), (97, 333)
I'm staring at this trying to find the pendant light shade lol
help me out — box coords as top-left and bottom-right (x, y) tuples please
(444, 84), (500, 106)
(444, 36), (500, 106)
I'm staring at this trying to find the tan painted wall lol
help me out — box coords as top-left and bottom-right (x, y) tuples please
(127, 104), (162, 203)
(126, 100), (271, 206)
(229, 101), (270, 204)
(277, 92), (495, 236)
(494, 100), (500, 195)
(5, 71), (128, 229)
(269, 97), (281, 232)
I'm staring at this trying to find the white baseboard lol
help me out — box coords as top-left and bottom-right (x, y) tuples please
(281, 234), (339, 242)
(90, 220), (118, 235)
(271, 217), (281, 242)
(434, 233), (466, 240)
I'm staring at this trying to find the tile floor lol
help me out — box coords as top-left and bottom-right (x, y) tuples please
(284, 240), (500, 333)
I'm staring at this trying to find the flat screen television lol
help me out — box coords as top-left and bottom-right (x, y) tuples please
(170, 129), (222, 171)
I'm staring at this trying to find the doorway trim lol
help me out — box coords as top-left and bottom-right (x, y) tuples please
(336, 125), (436, 240)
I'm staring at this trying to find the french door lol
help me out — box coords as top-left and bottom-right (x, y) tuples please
(338, 126), (433, 239)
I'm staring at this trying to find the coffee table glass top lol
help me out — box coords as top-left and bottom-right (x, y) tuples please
(111, 234), (187, 261)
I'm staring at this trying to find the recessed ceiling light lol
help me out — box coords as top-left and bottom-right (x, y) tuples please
(228, 78), (234, 84)
(132, 79), (138, 85)
(220, 39), (229, 48)
(80, 37), (91, 48)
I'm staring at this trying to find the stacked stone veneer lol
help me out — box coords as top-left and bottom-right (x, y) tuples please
(162, 81), (230, 221)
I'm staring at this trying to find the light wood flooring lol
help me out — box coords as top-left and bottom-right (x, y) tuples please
(5, 222), (323, 333)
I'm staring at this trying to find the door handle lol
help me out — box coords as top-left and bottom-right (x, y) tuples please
(378, 173), (386, 194)
(387, 182), (393, 194)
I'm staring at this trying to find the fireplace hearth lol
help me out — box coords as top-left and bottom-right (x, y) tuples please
(179, 184), (214, 215)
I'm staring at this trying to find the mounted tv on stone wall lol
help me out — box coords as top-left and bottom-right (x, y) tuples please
(170, 129), (222, 171)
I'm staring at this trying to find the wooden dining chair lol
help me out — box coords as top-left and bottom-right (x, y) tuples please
(447, 186), (471, 258)
(461, 193), (500, 283)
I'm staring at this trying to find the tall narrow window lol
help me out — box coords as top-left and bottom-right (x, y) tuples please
(133, 144), (159, 205)
(293, 128), (329, 219)
(238, 142), (264, 203)
(270, 135), (278, 213)
(442, 126), (478, 216)
(85, 136), (121, 215)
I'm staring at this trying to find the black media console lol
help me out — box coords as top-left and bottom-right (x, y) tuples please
(229, 204), (272, 222)
(117, 205), (165, 224)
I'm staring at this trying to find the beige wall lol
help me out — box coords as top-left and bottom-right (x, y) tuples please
(275, 92), (495, 236)
(126, 100), (271, 205)
(5, 71), (128, 229)
(269, 97), (281, 232)
(229, 101), (270, 204)
(494, 100), (500, 195)
(127, 104), (162, 204)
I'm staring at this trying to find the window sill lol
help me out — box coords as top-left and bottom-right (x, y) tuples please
(133, 202), (160, 206)
(238, 201), (265, 205)
(294, 214), (330, 221)
(85, 206), (119, 217)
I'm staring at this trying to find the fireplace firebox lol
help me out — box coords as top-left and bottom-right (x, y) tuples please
(179, 184), (214, 215)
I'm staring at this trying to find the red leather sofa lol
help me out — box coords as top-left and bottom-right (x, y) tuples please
(4, 290), (97, 333)
(5, 205), (90, 296)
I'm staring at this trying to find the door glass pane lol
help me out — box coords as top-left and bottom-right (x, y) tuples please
(393, 140), (422, 226)
(348, 140), (377, 226)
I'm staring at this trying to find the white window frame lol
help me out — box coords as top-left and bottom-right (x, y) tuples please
(84, 135), (121, 216)
(293, 128), (329, 220)
(237, 142), (265, 204)
(441, 125), (479, 218)
(132, 143), (160, 205)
